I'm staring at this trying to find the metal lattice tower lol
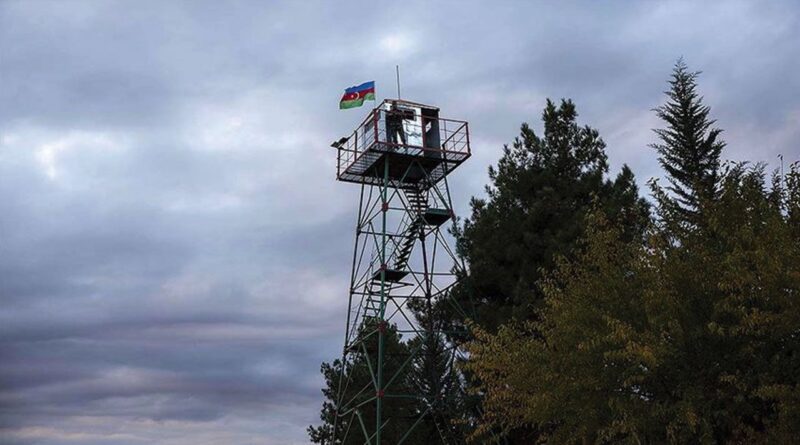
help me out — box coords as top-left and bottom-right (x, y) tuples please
(330, 99), (471, 444)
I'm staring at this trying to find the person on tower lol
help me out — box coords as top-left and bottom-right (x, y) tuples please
(386, 101), (413, 147)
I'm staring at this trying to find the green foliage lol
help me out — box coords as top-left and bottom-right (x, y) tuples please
(407, 332), (470, 443)
(443, 98), (648, 443)
(650, 59), (725, 227)
(309, 323), (467, 444)
(450, 99), (649, 334)
(314, 61), (797, 445)
(465, 163), (800, 444)
(461, 63), (799, 444)
(308, 324), (420, 444)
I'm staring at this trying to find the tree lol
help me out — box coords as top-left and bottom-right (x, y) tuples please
(465, 162), (800, 444)
(650, 59), (725, 227)
(449, 99), (649, 335)
(309, 322), (466, 444)
(443, 99), (649, 443)
(407, 331), (470, 443)
(308, 323), (424, 444)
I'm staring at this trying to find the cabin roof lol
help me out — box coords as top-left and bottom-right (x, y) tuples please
(379, 98), (439, 111)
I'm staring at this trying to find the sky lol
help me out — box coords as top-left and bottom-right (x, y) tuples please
(1, 1), (798, 444)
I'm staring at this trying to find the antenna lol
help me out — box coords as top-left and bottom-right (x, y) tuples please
(395, 65), (401, 99)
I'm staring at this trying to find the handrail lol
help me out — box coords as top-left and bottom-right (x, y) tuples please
(440, 121), (468, 152)
(336, 107), (470, 181)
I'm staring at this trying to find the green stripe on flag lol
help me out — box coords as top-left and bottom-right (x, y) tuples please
(340, 98), (365, 109)
(339, 92), (374, 109)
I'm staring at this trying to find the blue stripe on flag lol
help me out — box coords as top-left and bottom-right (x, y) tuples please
(345, 81), (375, 94)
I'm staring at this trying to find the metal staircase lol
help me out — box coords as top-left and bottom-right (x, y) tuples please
(362, 189), (426, 322)
(394, 188), (426, 270)
(368, 187), (456, 287)
(362, 281), (384, 321)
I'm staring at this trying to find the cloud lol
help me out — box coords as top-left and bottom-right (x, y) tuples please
(1, 0), (798, 443)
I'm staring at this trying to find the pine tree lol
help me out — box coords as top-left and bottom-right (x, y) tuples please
(308, 324), (427, 444)
(407, 332), (469, 443)
(309, 322), (461, 444)
(650, 59), (725, 225)
(465, 163), (800, 444)
(448, 98), (649, 334)
(444, 99), (649, 443)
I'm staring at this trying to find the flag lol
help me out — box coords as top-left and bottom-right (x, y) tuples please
(339, 81), (375, 109)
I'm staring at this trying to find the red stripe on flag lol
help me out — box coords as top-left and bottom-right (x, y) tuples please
(356, 87), (375, 99)
(340, 87), (374, 103)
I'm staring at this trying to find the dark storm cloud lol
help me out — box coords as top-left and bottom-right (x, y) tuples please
(1, 0), (799, 443)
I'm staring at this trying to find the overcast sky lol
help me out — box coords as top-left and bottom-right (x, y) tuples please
(1, 1), (798, 444)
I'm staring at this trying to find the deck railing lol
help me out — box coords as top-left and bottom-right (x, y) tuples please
(336, 107), (470, 180)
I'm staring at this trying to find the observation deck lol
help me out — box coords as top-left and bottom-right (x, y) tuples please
(333, 99), (471, 189)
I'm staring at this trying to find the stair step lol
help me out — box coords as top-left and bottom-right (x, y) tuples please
(421, 208), (451, 226)
(371, 268), (409, 283)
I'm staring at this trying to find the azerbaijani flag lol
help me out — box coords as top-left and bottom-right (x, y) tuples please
(339, 81), (376, 109)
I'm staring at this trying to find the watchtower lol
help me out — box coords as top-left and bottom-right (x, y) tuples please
(330, 99), (470, 443)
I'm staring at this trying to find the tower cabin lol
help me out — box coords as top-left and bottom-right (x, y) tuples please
(332, 99), (471, 190)
(332, 99), (471, 283)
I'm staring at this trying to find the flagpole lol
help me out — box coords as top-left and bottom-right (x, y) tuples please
(396, 65), (401, 100)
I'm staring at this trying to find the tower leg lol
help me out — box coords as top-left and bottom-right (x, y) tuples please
(376, 155), (389, 444)
(333, 157), (469, 444)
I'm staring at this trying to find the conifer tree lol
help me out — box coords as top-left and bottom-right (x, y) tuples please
(309, 322), (465, 444)
(449, 99), (649, 334)
(308, 324), (429, 444)
(650, 59), (725, 225)
(465, 163), (800, 443)
(446, 99), (649, 443)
